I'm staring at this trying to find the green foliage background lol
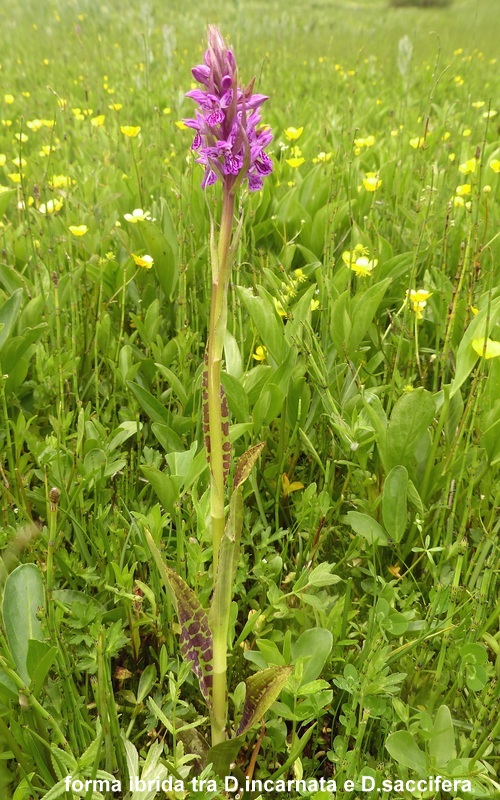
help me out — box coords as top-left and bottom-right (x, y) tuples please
(0, 0), (499, 797)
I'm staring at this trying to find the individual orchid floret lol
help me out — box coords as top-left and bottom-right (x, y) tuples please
(183, 25), (273, 193)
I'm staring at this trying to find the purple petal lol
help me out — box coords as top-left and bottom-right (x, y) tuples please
(202, 168), (218, 189)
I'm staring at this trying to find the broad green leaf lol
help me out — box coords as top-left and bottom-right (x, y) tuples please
(145, 532), (213, 707)
(382, 466), (408, 543)
(140, 466), (180, 516)
(385, 730), (427, 773)
(236, 665), (293, 735)
(139, 219), (178, 300)
(451, 296), (500, 397)
(0, 671), (18, 703)
(350, 278), (391, 353)
(0, 189), (16, 219)
(430, 706), (456, 768)
(0, 288), (23, 352)
(347, 511), (388, 545)
(386, 389), (436, 472)
(292, 628), (333, 685)
(207, 737), (244, 778)
(27, 640), (57, 697)
(2, 564), (44, 684)
(236, 285), (286, 363)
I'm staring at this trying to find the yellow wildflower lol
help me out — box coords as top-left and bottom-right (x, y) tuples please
(49, 175), (75, 189)
(459, 157), (477, 174)
(462, 129), (471, 137)
(274, 298), (287, 317)
(282, 473), (304, 497)
(407, 289), (432, 320)
(120, 125), (141, 137)
(69, 225), (88, 236)
(91, 115), (105, 127)
(284, 127), (303, 141)
(471, 101), (485, 109)
(342, 244), (378, 277)
(72, 108), (85, 121)
(362, 172), (382, 191)
(253, 345), (267, 362)
(409, 137), (426, 149)
(490, 159), (500, 174)
(7, 173), (23, 183)
(132, 253), (154, 269)
(482, 110), (497, 119)
(0, 154), (5, 167)
(4, 94), (14, 104)
(123, 208), (152, 223)
(26, 119), (43, 131)
(109, 103), (123, 111)
(175, 121), (188, 130)
(472, 338), (500, 359)
(312, 151), (332, 163)
(286, 157), (305, 168)
(455, 184), (471, 196)
(15, 132), (29, 143)
(39, 198), (64, 214)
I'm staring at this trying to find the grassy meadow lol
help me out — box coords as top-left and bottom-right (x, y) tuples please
(0, 0), (499, 798)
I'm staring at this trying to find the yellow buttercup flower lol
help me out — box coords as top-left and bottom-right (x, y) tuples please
(0, 154), (6, 167)
(407, 289), (432, 320)
(472, 338), (500, 359)
(49, 175), (75, 189)
(132, 253), (154, 269)
(471, 101), (485, 109)
(91, 115), (105, 127)
(409, 137), (426, 149)
(15, 132), (29, 143)
(39, 198), (64, 214)
(455, 184), (471, 196)
(4, 94), (14, 104)
(7, 173), (23, 183)
(490, 159), (500, 174)
(354, 135), (375, 149)
(109, 103), (123, 111)
(362, 172), (382, 191)
(175, 121), (188, 130)
(69, 225), (89, 236)
(124, 208), (152, 223)
(459, 157), (477, 174)
(286, 157), (305, 168)
(284, 126), (303, 141)
(312, 151), (332, 163)
(483, 109), (497, 119)
(342, 244), (378, 277)
(253, 345), (267, 362)
(26, 119), (43, 131)
(120, 125), (141, 137)
(282, 473), (304, 497)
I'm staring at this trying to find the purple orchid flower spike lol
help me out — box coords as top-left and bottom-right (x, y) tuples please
(184, 25), (273, 193)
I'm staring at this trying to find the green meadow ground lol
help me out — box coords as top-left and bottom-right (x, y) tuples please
(0, 0), (499, 798)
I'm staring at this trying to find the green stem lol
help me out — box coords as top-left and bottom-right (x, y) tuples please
(207, 187), (235, 746)
(207, 189), (235, 574)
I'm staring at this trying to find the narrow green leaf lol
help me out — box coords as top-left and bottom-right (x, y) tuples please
(236, 665), (293, 735)
(209, 487), (243, 631)
(0, 288), (23, 352)
(137, 664), (157, 704)
(0, 189), (16, 219)
(451, 296), (500, 397)
(2, 563), (44, 684)
(382, 466), (408, 543)
(145, 532), (213, 707)
(234, 442), (265, 488)
(127, 380), (172, 427)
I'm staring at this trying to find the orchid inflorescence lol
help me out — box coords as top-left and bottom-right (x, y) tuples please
(184, 25), (273, 192)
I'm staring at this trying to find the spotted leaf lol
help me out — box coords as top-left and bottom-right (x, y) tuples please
(234, 442), (265, 489)
(236, 665), (293, 736)
(145, 531), (213, 707)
